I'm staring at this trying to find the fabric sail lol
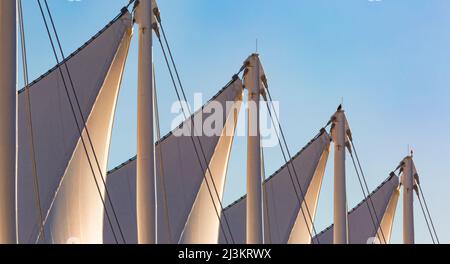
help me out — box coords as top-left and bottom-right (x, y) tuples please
(219, 131), (331, 244)
(314, 174), (400, 244)
(103, 79), (244, 244)
(288, 141), (330, 244)
(17, 11), (133, 244)
(178, 91), (243, 244)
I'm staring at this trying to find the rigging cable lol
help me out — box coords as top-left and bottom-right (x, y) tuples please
(263, 86), (320, 244)
(261, 129), (281, 241)
(154, 10), (239, 244)
(153, 64), (174, 243)
(41, 0), (127, 244)
(348, 151), (386, 244)
(416, 181), (440, 244)
(348, 139), (387, 243)
(263, 96), (317, 244)
(261, 146), (272, 244)
(414, 189), (436, 244)
(36, 0), (124, 244)
(18, 0), (46, 243)
(155, 33), (234, 244)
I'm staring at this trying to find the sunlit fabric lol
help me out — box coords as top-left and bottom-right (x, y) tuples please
(17, 12), (133, 244)
(219, 132), (331, 244)
(103, 79), (244, 244)
(314, 174), (400, 244)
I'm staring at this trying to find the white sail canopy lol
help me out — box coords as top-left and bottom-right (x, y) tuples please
(314, 174), (400, 244)
(17, 12), (133, 244)
(179, 92), (243, 244)
(103, 79), (244, 244)
(219, 132), (331, 244)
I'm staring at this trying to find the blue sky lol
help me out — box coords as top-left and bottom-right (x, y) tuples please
(20, 0), (450, 244)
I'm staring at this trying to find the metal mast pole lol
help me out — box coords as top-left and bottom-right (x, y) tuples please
(136, 0), (156, 244)
(245, 54), (263, 244)
(402, 156), (414, 244)
(0, 0), (17, 244)
(332, 108), (348, 244)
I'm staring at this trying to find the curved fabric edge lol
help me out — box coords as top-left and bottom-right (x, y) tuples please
(376, 187), (400, 244)
(17, 12), (133, 244)
(219, 131), (331, 244)
(179, 93), (243, 244)
(288, 142), (330, 244)
(17, 11), (130, 95)
(314, 174), (400, 244)
(103, 78), (244, 244)
(43, 15), (133, 244)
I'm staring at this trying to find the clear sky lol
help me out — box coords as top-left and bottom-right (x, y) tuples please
(20, 0), (450, 244)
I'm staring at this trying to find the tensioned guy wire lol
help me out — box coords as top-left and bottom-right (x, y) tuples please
(263, 86), (320, 244)
(18, 0), (46, 243)
(349, 140), (387, 243)
(36, 0), (126, 243)
(416, 182), (440, 244)
(155, 14), (238, 244)
(41, 0), (127, 244)
(155, 34), (234, 244)
(348, 151), (386, 244)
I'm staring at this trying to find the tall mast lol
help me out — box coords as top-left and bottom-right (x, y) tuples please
(331, 108), (348, 244)
(136, 0), (157, 244)
(402, 155), (415, 244)
(0, 0), (17, 244)
(244, 54), (264, 244)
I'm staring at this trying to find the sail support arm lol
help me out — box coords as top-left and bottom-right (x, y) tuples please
(136, 0), (158, 244)
(331, 108), (349, 244)
(401, 156), (415, 244)
(0, 0), (17, 244)
(244, 54), (265, 244)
